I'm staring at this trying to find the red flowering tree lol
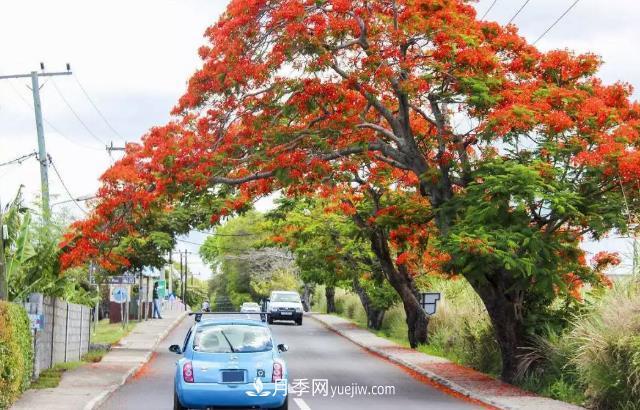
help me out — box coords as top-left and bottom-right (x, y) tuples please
(62, 0), (640, 381)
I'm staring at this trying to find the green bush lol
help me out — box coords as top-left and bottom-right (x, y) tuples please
(567, 279), (640, 409)
(0, 301), (33, 409)
(311, 285), (327, 313)
(380, 304), (408, 341)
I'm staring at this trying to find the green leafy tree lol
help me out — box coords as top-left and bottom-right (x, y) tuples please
(266, 197), (398, 329)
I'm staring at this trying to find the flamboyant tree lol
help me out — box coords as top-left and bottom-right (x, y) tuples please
(62, 0), (640, 381)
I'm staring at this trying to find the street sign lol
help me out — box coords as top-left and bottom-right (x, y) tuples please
(28, 314), (44, 331)
(420, 292), (441, 316)
(110, 285), (130, 303)
(105, 275), (136, 285)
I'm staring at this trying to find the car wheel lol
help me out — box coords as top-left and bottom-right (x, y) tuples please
(268, 317), (274, 324)
(174, 389), (187, 410)
(274, 395), (288, 410)
(296, 317), (303, 326)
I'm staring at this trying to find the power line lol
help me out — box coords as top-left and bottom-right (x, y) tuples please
(192, 229), (257, 237)
(0, 66), (73, 220)
(177, 238), (266, 253)
(50, 78), (107, 146)
(73, 74), (126, 142)
(507, 0), (531, 24)
(533, 0), (581, 45)
(0, 152), (37, 167)
(177, 238), (205, 247)
(481, 0), (499, 20)
(47, 154), (89, 215)
(1, 79), (104, 152)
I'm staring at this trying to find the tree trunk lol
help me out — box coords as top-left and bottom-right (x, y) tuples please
(469, 275), (525, 383)
(367, 227), (429, 347)
(352, 277), (386, 330)
(395, 277), (429, 347)
(325, 286), (336, 313)
(301, 283), (312, 312)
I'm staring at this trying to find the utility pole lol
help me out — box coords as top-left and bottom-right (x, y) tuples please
(0, 63), (72, 220)
(168, 250), (173, 295)
(105, 141), (126, 153)
(184, 251), (188, 310)
(0, 197), (7, 301)
(179, 250), (185, 309)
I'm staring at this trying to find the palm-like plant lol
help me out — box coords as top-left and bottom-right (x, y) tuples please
(3, 189), (94, 304)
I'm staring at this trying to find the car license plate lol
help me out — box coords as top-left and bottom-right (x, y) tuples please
(221, 370), (245, 383)
(281, 311), (292, 316)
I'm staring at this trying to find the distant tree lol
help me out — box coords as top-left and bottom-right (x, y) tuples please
(266, 197), (398, 329)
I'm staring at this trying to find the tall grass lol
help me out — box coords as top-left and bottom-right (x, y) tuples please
(566, 279), (640, 409)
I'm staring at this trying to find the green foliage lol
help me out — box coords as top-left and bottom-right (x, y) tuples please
(185, 280), (209, 310)
(82, 349), (107, 363)
(265, 197), (398, 322)
(250, 268), (300, 299)
(202, 211), (298, 309)
(3, 190), (97, 305)
(0, 302), (33, 409)
(566, 279), (640, 408)
(442, 159), (605, 337)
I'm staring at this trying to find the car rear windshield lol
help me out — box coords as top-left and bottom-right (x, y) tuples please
(271, 293), (300, 302)
(193, 324), (272, 353)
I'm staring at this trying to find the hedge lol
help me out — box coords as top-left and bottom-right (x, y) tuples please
(0, 301), (33, 409)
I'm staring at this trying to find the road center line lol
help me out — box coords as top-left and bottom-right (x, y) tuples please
(293, 397), (312, 410)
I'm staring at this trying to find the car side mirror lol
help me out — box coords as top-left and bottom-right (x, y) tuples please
(277, 343), (288, 353)
(169, 344), (182, 354)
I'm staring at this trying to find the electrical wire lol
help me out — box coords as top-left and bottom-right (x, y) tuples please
(507, 0), (531, 24)
(73, 74), (126, 142)
(2, 79), (105, 151)
(0, 152), (37, 167)
(50, 78), (107, 146)
(192, 229), (257, 237)
(480, 0), (499, 20)
(47, 154), (89, 215)
(533, 0), (581, 45)
(177, 238), (205, 247)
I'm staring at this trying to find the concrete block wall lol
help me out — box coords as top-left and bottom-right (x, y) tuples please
(26, 294), (91, 378)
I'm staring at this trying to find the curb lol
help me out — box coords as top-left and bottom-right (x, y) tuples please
(309, 314), (509, 410)
(84, 310), (189, 410)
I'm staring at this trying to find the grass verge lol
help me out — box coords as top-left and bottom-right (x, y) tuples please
(91, 319), (138, 345)
(30, 361), (84, 389)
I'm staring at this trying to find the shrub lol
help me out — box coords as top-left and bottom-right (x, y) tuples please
(0, 301), (33, 409)
(311, 285), (327, 313)
(567, 279), (640, 409)
(426, 277), (501, 375)
(380, 304), (408, 341)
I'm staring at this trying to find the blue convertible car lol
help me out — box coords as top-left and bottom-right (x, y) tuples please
(170, 313), (289, 409)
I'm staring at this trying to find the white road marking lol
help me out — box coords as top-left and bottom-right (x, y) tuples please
(293, 397), (312, 410)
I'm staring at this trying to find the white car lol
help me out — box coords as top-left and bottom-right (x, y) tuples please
(240, 302), (261, 313)
(267, 291), (303, 325)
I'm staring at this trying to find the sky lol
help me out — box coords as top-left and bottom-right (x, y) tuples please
(0, 0), (638, 277)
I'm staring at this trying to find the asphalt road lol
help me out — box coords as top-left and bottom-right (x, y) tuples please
(100, 315), (480, 410)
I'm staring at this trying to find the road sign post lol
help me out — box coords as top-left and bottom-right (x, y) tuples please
(110, 285), (130, 329)
(420, 292), (441, 316)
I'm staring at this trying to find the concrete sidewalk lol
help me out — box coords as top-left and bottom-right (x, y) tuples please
(311, 314), (584, 410)
(12, 305), (188, 410)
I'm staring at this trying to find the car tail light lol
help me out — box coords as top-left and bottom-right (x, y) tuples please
(183, 361), (194, 383)
(272, 360), (283, 382)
